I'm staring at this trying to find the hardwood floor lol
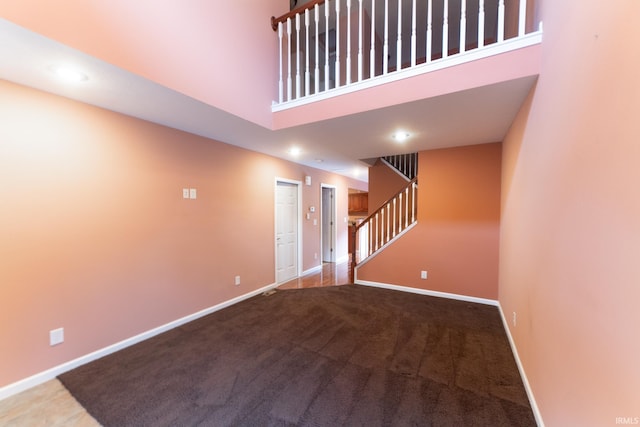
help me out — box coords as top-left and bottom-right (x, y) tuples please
(0, 261), (350, 425)
(0, 379), (99, 426)
(277, 260), (351, 290)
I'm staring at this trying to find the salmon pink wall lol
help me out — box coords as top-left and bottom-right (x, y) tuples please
(357, 143), (501, 300)
(500, 1), (640, 425)
(0, 80), (363, 388)
(367, 159), (409, 214)
(0, 0), (284, 128)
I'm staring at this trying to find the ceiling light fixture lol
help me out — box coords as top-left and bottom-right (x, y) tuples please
(392, 131), (411, 143)
(288, 146), (302, 156)
(49, 65), (88, 83)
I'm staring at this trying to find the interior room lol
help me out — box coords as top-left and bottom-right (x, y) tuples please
(1, 1), (638, 426)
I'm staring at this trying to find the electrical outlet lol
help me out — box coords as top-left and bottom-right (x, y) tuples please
(512, 312), (517, 327)
(189, 188), (197, 199)
(420, 270), (428, 279)
(50, 328), (64, 346)
(182, 188), (190, 199)
(235, 275), (241, 286)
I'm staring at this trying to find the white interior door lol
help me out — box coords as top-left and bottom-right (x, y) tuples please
(276, 181), (299, 283)
(321, 186), (336, 263)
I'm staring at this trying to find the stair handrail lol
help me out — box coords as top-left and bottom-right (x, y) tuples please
(350, 177), (418, 280)
(271, 0), (326, 31)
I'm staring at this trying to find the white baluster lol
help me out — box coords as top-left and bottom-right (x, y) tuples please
(358, 0), (363, 81)
(519, 0), (527, 36)
(460, 0), (466, 53)
(325, 3), (331, 91)
(414, 182), (418, 221)
(478, 0), (485, 47)
(411, 0), (416, 67)
(278, 22), (283, 103)
(399, 192), (403, 232)
(335, 0), (341, 88)
(386, 203), (390, 243)
(305, 9), (310, 97)
(497, 0), (505, 42)
(396, 0), (402, 71)
(287, 18), (292, 101)
(405, 187), (409, 228)
(315, 4), (320, 94)
(411, 182), (416, 223)
(369, 220), (373, 255)
(295, 14), (301, 99)
(370, 0), (376, 79)
(346, 0), (352, 85)
(443, 0), (449, 58)
(383, 0), (389, 74)
(381, 208), (385, 245)
(393, 198), (397, 237)
(375, 213), (379, 250)
(426, 0), (432, 63)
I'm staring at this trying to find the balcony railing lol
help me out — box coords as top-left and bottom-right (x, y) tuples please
(271, 0), (542, 110)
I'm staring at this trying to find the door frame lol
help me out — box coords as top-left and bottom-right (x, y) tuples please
(274, 178), (303, 283)
(320, 183), (338, 263)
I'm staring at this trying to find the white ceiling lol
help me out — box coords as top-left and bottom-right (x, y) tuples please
(0, 18), (535, 182)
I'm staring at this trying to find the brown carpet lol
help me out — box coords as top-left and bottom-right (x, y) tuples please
(59, 285), (536, 426)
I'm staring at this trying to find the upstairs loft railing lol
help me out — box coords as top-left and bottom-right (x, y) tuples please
(271, 0), (541, 108)
(350, 177), (418, 279)
(382, 152), (418, 180)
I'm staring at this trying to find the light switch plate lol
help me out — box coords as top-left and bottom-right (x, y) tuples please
(189, 188), (197, 199)
(182, 188), (190, 199)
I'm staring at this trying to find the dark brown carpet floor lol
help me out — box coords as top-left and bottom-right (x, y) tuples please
(59, 284), (536, 426)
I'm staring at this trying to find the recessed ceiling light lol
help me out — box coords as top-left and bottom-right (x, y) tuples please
(49, 65), (88, 83)
(288, 146), (302, 156)
(392, 131), (411, 143)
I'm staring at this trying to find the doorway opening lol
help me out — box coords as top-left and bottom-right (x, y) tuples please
(321, 185), (337, 263)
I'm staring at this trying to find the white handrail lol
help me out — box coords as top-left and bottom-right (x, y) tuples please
(274, 0), (537, 106)
(355, 179), (418, 263)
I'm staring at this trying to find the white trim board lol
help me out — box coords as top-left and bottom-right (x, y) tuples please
(354, 280), (543, 426)
(355, 280), (499, 306)
(302, 264), (322, 276)
(497, 305), (545, 427)
(0, 281), (279, 402)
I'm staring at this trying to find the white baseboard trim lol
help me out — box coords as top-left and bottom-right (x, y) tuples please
(355, 279), (543, 426)
(0, 281), (279, 402)
(355, 280), (499, 306)
(497, 305), (545, 427)
(301, 264), (322, 276)
(336, 254), (349, 265)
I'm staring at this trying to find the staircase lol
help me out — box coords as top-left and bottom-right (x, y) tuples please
(381, 153), (418, 181)
(350, 155), (418, 280)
